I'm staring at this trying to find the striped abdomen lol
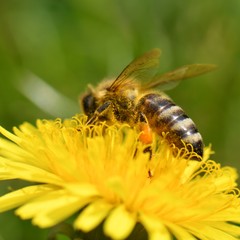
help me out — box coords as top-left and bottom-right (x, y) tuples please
(136, 93), (203, 159)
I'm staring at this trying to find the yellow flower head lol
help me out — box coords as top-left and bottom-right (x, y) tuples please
(0, 115), (240, 240)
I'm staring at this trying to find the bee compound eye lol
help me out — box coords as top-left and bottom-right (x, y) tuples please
(81, 93), (97, 116)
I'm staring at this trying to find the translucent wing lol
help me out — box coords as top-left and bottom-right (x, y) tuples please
(142, 64), (217, 90)
(108, 48), (161, 92)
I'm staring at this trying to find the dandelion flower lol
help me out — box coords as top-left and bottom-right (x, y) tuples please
(0, 115), (240, 240)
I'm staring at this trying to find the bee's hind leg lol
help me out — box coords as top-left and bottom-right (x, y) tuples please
(143, 146), (153, 160)
(135, 112), (153, 161)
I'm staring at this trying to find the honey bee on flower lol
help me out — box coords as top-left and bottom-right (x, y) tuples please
(81, 49), (216, 160)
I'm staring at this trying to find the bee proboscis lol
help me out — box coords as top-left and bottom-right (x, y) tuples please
(81, 49), (216, 160)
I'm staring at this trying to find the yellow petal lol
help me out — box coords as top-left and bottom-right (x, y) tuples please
(166, 222), (197, 240)
(0, 138), (31, 161)
(140, 213), (171, 240)
(205, 222), (240, 238)
(214, 167), (238, 191)
(75, 200), (113, 231)
(0, 126), (21, 144)
(65, 183), (99, 197)
(149, 231), (172, 240)
(104, 205), (136, 239)
(106, 176), (124, 199)
(16, 189), (90, 228)
(0, 185), (56, 212)
(183, 222), (240, 240)
(0, 158), (63, 185)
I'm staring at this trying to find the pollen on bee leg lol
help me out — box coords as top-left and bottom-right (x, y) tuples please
(138, 122), (153, 161)
(139, 122), (153, 144)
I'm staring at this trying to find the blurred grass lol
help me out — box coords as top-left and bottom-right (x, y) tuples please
(0, 0), (240, 239)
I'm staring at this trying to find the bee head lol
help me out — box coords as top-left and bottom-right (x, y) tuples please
(81, 91), (97, 117)
(81, 79), (115, 117)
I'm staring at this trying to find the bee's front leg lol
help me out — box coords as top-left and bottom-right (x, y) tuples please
(87, 101), (113, 125)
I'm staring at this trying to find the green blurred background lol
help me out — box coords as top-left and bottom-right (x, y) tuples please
(0, 0), (240, 239)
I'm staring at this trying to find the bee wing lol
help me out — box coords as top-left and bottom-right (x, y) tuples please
(109, 48), (161, 92)
(142, 64), (217, 90)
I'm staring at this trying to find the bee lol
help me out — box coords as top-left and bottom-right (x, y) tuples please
(81, 49), (216, 160)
